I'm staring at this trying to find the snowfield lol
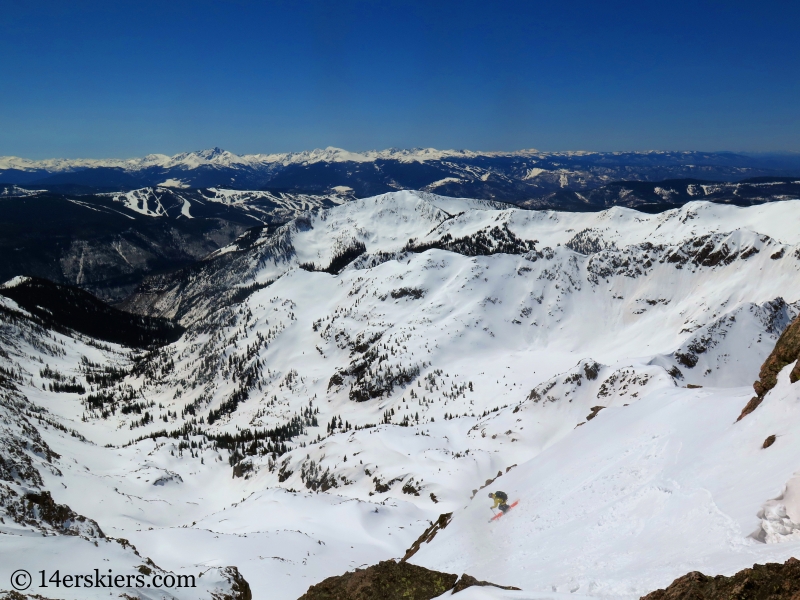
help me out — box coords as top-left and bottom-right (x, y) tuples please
(414, 369), (800, 598)
(1, 191), (800, 599)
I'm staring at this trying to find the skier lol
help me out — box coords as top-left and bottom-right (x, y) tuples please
(488, 491), (510, 514)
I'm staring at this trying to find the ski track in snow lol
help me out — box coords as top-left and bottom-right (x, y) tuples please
(1, 191), (800, 599)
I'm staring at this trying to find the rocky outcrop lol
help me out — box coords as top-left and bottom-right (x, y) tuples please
(298, 560), (518, 600)
(298, 560), (457, 600)
(212, 566), (253, 600)
(451, 574), (521, 594)
(754, 314), (800, 395)
(641, 557), (800, 599)
(401, 512), (453, 561)
(738, 314), (800, 421)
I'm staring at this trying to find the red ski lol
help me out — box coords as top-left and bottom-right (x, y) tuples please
(489, 500), (519, 522)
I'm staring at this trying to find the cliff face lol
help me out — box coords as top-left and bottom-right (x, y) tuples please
(738, 314), (800, 421)
(755, 314), (800, 395)
(641, 557), (800, 599)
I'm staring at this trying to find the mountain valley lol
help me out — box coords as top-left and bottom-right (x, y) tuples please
(1, 191), (800, 598)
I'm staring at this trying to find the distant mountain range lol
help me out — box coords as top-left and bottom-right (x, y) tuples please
(0, 186), (346, 302)
(2, 147), (799, 303)
(3, 147), (800, 202)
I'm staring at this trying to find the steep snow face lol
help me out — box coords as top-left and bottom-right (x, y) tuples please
(410, 364), (800, 599)
(3, 193), (800, 599)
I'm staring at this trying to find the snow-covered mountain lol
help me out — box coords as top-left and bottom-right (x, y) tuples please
(3, 147), (800, 206)
(0, 146), (499, 172)
(3, 149), (798, 305)
(2, 192), (800, 599)
(0, 186), (347, 303)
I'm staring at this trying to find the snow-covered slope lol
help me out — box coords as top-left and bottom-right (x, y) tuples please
(2, 192), (800, 599)
(0, 186), (348, 303)
(106, 186), (347, 219)
(411, 365), (800, 599)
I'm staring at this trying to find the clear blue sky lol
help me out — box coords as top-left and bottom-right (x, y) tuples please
(2, 0), (798, 158)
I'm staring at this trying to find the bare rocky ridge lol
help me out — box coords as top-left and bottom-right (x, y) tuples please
(297, 560), (518, 600)
(401, 512), (453, 561)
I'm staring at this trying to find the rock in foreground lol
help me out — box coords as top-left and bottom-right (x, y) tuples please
(642, 557), (800, 599)
(739, 312), (800, 420)
(298, 559), (518, 600)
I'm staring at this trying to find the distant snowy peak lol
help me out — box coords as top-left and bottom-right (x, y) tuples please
(23, 146), (767, 174)
(7, 147), (790, 174)
(8, 147), (758, 173)
(0, 146), (541, 173)
(1, 275), (31, 289)
(262, 146), (541, 165)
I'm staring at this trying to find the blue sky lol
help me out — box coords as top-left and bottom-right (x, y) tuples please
(1, 0), (798, 158)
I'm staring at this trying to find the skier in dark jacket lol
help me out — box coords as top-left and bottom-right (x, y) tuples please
(488, 491), (510, 513)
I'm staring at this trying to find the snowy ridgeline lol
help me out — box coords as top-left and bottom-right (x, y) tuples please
(1, 191), (800, 599)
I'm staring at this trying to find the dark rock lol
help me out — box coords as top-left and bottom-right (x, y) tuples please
(755, 314), (800, 394)
(675, 351), (698, 368)
(452, 573), (521, 594)
(586, 406), (605, 421)
(737, 396), (764, 421)
(401, 513), (453, 562)
(405, 225), (537, 258)
(0, 489), (104, 539)
(640, 557), (800, 599)
(739, 313), (800, 420)
(215, 566), (253, 600)
(298, 560), (457, 600)
(389, 287), (426, 300)
(468, 470), (506, 499)
(583, 361), (601, 380)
